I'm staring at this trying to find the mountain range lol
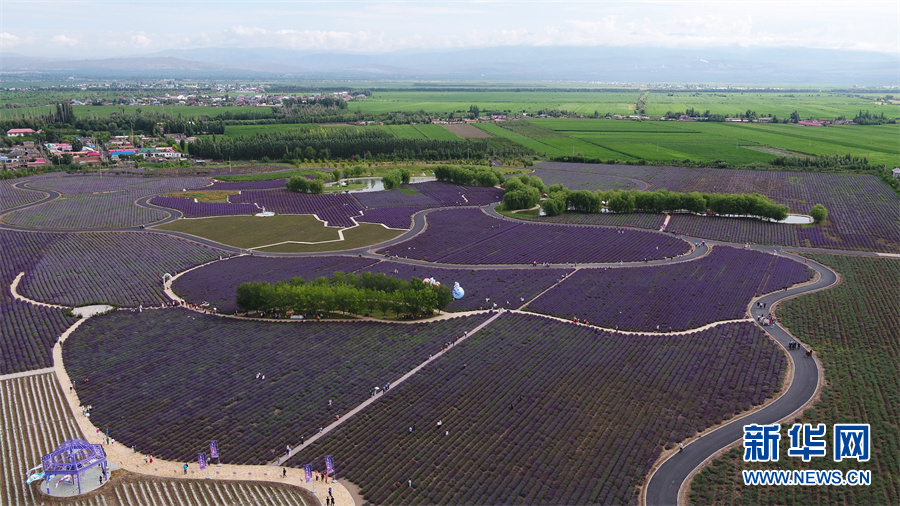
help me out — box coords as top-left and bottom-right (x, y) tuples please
(2, 46), (898, 85)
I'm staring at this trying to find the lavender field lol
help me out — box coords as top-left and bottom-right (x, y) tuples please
(0, 229), (224, 307)
(535, 162), (900, 252)
(530, 168), (639, 191)
(63, 309), (491, 465)
(3, 193), (171, 229)
(150, 196), (260, 218)
(666, 213), (802, 246)
(527, 246), (813, 331)
(355, 206), (423, 229)
(172, 255), (379, 312)
(21, 174), (209, 195)
(532, 211), (666, 230)
(377, 208), (690, 264)
(229, 190), (364, 227)
(288, 313), (785, 505)
(0, 181), (46, 212)
(360, 260), (573, 311)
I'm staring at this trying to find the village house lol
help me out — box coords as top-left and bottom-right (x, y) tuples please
(6, 128), (39, 137)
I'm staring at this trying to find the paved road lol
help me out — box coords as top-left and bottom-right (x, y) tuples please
(644, 253), (838, 506)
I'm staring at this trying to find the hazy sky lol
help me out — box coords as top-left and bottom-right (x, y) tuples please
(2, 0), (898, 58)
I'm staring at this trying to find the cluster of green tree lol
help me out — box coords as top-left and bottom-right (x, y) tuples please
(381, 168), (411, 189)
(771, 153), (873, 172)
(433, 164), (503, 186)
(503, 174), (546, 210)
(635, 92), (649, 115)
(852, 110), (896, 125)
(662, 107), (777, 122)
(235, 271), (452, 317)
(878, 169), (900, 195)
(285, 174), (326, 193)
(541, 185), (791, 221)
(187, 127), (529, 162)
(162, 118), (226, 136)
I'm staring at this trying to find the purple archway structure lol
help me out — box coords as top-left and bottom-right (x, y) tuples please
(42, 439), (107, 495)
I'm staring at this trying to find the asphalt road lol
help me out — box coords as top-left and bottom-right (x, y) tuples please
(644, 253), (838, 506)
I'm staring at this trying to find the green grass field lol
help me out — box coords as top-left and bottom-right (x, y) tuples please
(354, 90), (641, 116)
(153, 214), (401, 250)
(530, 118), (900, 166)
(643, 91), (899, 120)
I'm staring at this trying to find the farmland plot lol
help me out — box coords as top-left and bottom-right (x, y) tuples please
(527, 246), (813, 331)
(1, 373), (83, 506)
(288, 313), (785, 505)
(63, 309), (491, 465)
(377, 208), (690, 264)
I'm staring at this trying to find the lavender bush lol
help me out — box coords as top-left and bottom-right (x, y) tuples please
(377, 208), (689, 264)
(287, 313), (785, 505)
(150, 196), (260, 218)
(0, 181), (46, 212)
(527, 245), (813, 331)
(229, 190), (364, 228)
(360, 260), (573, 311)
(0, 229), (224, 307)
(63, 308), (491, 464)
(535, 162), (900, 252)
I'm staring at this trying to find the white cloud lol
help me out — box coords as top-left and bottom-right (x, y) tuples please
(1, 32), (22, 46)
(50, 34), (79, 47)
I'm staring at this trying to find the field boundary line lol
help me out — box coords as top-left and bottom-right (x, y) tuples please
(9, 272), (68, 309)
(51, 316), (357, 505)
(272, 310), (504, 466)
(0, 367), (55, 381)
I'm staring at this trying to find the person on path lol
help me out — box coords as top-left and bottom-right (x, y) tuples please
(283, 468), (287, 478)
(183, 463), (188, 475)
(679, 443), (684, 453)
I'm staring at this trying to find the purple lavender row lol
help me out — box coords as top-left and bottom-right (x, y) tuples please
(63, 308), (492, 465)
(531, 211), (666, 229)
(530, 168), (638, 191)
(150, 196), (260, 218)
(0, 229), (224, 307)
(0, 181), (47, 212)
(355, 206), (423, 229)
(23, 174), (210, 195)
(378, 208), (689, 264)
(230, 190), (364, 228)
(287, 314), (784, 505)
(527, 245), (812, 331)
(666, 214), (800, 246)
(206, 179), (290, 190)
(354, 187), (439, 208)
(534, 162), (900, 253)
(414, 181), (504, 206)
(0, 297), (77, 374)
(3, 193), (170, 229)
(360, 260), (572, 311)
(172, 255), (379, 313)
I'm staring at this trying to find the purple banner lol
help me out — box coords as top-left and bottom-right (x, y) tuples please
(210, 440), (218, 459)
(325, 455), (334, 475)
(198, 452), (207, 471)
(304, 464), (312, 483)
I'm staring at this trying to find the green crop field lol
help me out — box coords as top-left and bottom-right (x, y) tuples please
(529, 118), (900, 167)
(353, 90), (641, 116)
(643, 91), (900, 120)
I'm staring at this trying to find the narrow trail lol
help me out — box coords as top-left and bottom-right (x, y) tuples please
(643, 255), (838, 506)
(9, 271), (68, 309)
(49, 315), (356, 506)
(272, 311), (504, 466)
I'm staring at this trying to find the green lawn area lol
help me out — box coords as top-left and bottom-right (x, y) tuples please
(254, 223), (403, 253)
(154, 214), (401, 250)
